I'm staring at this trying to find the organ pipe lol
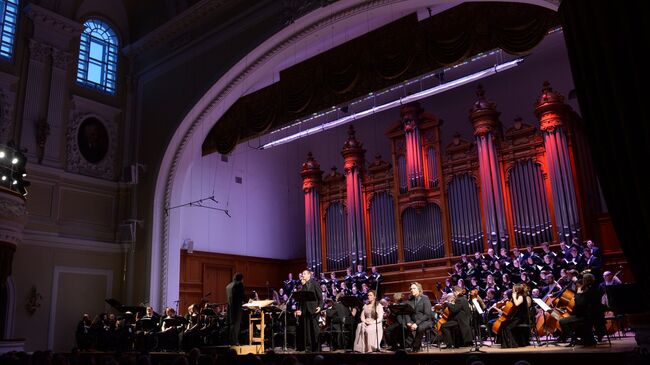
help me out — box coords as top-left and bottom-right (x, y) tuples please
(342, 125), (367, 267)
(470, 85), (509, 250)
(301, 153), (323, 273)
(535, 82), (581, 241)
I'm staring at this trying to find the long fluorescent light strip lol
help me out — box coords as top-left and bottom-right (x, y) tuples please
(261, 58), (523, 149)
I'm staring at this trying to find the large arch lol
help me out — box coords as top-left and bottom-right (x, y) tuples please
(149, 0), (559, 309)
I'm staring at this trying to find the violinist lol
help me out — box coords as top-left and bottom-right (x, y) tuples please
(497, 284), (531, 348)
(559, 273), (603, 346)
(439, 286), (472, 349)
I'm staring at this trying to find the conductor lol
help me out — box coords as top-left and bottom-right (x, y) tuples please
(226, 272), (245, 345)
(295, 269), (323, 352)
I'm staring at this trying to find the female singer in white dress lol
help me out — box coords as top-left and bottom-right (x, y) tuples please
(353, 290), (384, 352)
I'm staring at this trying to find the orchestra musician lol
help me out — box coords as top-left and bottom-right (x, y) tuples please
(559, 273), (604, 346)
(326, 292), (355, 350)
(405, 282), (433, 352)
(295, 269), (322, 352)
(438, 286), (472, 349)
(497, 284), (531, 348)
(158, 307), (184, 351)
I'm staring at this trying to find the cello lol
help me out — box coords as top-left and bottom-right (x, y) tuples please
(540, 287), (576, 335)
(491, 300), (515, 334)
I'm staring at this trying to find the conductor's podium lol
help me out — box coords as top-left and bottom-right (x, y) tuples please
(231, 300), (274, 354)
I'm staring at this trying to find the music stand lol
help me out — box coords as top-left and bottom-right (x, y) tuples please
(262, 305), (283, 350)
(532, 298), (560, 346)
(467, 299), (487, 353)
(293, 290), (318, 352)
(388, 303), (415, 351)
(339, 296), (363, 351)
(242, 300), (275, 352)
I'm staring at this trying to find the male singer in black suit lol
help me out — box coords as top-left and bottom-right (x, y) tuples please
(226, 272), (245, 345)
(296, 269), (323, 352)
(440, 286), (472, 348)
(406, 282), (433, 352)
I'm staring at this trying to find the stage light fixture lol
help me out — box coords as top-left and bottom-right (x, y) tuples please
(1, 176), (6, 181)
(11, 157), (18, 164)
(261, 58), (523, 149)
(0, 151), (5, 158)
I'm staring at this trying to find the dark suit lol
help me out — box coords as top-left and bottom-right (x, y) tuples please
(441, 296), (472, 347)
(226, 279), (245, 344)
(406, 295), (433, 350)
(297, 279), (323, 351)
(326, 301), (353, 349)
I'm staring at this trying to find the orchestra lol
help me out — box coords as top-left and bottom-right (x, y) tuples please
(74, 240), (619, 353)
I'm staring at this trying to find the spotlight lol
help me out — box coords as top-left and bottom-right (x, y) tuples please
(0, 151), (5, 158)
(1, 175), (6, 181)
(11, 157), (18, 164)
(12, 180), (17, 185)
(22, 173), (27, 177)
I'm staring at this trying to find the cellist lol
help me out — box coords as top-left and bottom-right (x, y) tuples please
(558, 273), (604, 346)
(497, 284), (531, 348)
(439, 286), (472, 349)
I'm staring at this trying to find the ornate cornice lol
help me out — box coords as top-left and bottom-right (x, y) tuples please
(25, 4), (83, 38)
(28, 39), (51, 63)
(51, 48), (74, 70)
(124, 0), (234, 57)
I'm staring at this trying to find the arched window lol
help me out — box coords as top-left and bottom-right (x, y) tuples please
(76, 19), (118, 94)
(0, 0), (19, 59)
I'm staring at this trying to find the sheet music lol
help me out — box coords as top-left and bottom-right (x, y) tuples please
(533, 298), (551, 312)
(472, 298), (484, 314)
(242, 300), (274, 309)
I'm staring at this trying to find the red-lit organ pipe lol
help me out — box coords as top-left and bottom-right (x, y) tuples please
(342, 126), (367, 267)
(301, 152), (324, 273)
(470, 85), (509, 250)
(536, 82), (581, 241)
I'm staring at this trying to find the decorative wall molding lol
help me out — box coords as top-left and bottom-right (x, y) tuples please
(28, 39), (51, 63)
(0, 195), (28, 218)
(51, 48), (74, 70)
(22, 230), (128, 253)
(25, 4), (83, 50)
(0, 78), (17, 144)
(47, 266), (113, 350)
(123, 0), (233, 57)
(66, 96), (122, 180)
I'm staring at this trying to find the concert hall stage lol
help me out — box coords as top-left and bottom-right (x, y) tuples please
(65, 335), (643, 365)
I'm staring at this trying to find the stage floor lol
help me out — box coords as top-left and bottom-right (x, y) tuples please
(65, 334), (644, 365)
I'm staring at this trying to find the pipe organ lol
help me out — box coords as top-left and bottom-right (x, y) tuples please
(300, 82), (601, 271)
